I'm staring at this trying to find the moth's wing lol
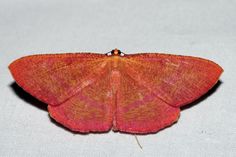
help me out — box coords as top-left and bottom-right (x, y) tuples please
(123, 53), (223, 107)
(9, 53), (107, 106)
(48, 67), (114, 132)
(9, 53), (114, 132)
(115, 71), (180, 133)
(115, 53), (222, 133)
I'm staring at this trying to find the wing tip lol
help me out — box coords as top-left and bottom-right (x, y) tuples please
(8, 55), (32, 73)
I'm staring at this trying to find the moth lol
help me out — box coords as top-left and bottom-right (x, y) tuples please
(9, 49), (223, 134)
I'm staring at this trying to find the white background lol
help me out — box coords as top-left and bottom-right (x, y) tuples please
(1, 0), (236, 156)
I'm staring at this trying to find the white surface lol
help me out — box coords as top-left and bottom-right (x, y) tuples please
(0, 0), (235, 156)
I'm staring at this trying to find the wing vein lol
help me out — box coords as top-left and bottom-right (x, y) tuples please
(122, 69), (172, 107)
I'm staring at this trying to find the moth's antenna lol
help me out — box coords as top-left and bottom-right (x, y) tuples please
(134, 135), (143, 149)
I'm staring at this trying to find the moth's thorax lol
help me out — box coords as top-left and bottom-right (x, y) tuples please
(110, 69), (121, 92)
(112, 56), (120, 68)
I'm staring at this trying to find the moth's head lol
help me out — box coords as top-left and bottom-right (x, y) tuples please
(106, 48), (125, 57)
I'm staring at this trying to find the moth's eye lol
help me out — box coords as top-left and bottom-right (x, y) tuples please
(106, 52), (112, 56)
(120, 52), (125, 57)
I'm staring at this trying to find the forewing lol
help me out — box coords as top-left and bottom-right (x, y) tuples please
(123, 53), (223, 107)
(9, 53), (107, 106)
